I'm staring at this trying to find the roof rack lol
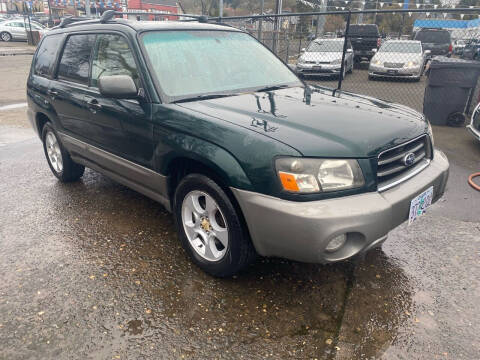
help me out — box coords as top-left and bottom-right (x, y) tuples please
(55, 16), (91, 28)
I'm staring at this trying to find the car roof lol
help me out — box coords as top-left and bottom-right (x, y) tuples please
(313, 37), (342, 41)
(47, 18), (243, 35)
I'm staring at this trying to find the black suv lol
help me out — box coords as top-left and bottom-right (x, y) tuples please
(413, 28), (452, 59)
(348, 24), (381, 62)
(27, 12), (448, 276)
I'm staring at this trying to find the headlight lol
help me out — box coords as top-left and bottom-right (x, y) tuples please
(298, 58), (306, 65)
(427, 121), (434, 147)
(405, 61), (419, 68)
(330, 59), (342, 65)
(276, 158), (365, 193)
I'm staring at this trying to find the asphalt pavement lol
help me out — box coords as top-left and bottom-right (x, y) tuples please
(1, 52), (479, 360)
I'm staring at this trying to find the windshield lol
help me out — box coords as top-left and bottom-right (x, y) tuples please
(307, 40), (344, 52)
(142, 30), (300, 101)
(414, 30), (450, 44)
(379, 42), (421, 53)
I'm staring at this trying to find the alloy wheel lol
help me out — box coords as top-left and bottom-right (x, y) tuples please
(181, 190), (229, 262)
(45, 131), (63, 173)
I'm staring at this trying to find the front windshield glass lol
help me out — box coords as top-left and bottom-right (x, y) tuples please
(380, 42), (422, 53)
(307, 40), (344, 52)
(142, 30), (300, 101)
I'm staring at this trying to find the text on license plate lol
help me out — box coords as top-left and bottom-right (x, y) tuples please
(409, 186), (433, 225)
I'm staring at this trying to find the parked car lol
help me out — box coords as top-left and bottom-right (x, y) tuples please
(31, 12), (50, 26)
(349, 24), (381, 62)
(296, 38), (354, 78)
(368, 40), (428, 81)
(461, 39), (480, 60)
(27, 13), (449, 276)
(453, 39), (467, 55)
(413, 28), (452, 59)
(0, 19), (47, 42)
(467, 102), (480, 141)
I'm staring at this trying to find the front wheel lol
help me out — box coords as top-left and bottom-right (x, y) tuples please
(42, 123), (85, 182)
(173, 174), (256, 277)
(1, 32), (12, 42)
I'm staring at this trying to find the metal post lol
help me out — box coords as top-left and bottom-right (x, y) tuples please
(257, 0), (264, 41)
(86, 0), (91, 17)
(272, 0), (282, 55)
(373, 0), (379, 24)
(315, 0), (327, 38)
(47, 0), (54, 26)
(337, 11), (351, 92)
(219, 0), (223, 19)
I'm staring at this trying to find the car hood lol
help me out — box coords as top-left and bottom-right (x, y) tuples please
(373, 52), (423, 63)
(300, 51), (343, 63)
(178, 86), (428, 158)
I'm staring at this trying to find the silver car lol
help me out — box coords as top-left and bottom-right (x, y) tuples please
(368, 40), (429, 81)
(0, 19), (47, 42)
(296, 38), (354, 79)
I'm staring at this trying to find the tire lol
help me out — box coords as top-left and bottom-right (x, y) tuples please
(368, 75), (375, 81)
(42, 123), (85, 182)
(1, 32), (12, 42)
(173, 173), (256, 277)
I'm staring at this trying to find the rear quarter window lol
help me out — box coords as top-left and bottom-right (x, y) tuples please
(349, 25), (379, 37)
(414, 30), (451, 44)
(34, 34), (62, 78)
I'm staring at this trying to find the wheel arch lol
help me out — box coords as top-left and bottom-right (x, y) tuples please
(35, 112), (51, 138)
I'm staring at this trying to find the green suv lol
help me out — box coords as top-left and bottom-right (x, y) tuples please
(27, 14), (449, 277)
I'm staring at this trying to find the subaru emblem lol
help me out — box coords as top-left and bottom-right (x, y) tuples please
(403, 152), (416, 166)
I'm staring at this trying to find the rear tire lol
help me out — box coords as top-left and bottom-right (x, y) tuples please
(1, 32), (12, 42)
(42, 123), (85, 182)
(173, 174), (256, 277)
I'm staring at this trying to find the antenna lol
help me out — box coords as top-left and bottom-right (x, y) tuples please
(100, 10), (116, 23)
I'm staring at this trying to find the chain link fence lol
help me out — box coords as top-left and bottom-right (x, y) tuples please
(215, 8), (480, 125)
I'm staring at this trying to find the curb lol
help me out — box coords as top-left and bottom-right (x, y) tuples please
(0, 48), (35, 56)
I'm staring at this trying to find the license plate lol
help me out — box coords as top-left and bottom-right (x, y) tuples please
(408, 186), (434, 225)
(387, 69), (398, 75)
(313, 66), (322, 70)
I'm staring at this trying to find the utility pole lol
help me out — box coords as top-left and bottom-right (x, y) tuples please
(358, 0), (365, 24)
(257, 0), (264, 41)
(86, 0), (91, 17)
(219, 0), (223, 18)
(315, 0), (327, 38)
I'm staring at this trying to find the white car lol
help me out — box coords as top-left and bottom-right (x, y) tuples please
(296, 38), (354, 79)
(0, 19), (47, 42)
(368, 40), (429, 81)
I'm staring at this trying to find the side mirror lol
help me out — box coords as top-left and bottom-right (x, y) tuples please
(372, 48), (377, 53)
(347, 48), (353, 53)
(301, 48), (306, 53)
(98, 75), (138, 99)
(424, 50), (431, 55)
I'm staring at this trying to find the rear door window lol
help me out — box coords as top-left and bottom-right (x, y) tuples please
(57, 34), (95, 84)
(350, 25), (379, 37)
(414, 30), (450, 44)
(34, 34), (62, 78)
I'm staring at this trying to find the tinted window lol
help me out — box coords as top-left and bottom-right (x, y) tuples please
(91, 34), (138, 88)
(414, 30), (450, 44)
(34, 34), (62, 77)
(57, 34), (95, 84)
(350, 25), (379, 36)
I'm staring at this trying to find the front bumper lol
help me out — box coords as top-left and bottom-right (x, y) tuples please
(369, 64), (422, 78)
(296, 63), (342, 76)
(232, 149), (449, 264)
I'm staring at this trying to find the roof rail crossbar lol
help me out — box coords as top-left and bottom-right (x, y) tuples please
(100, 10), (116, 23)
(112, 11), (208, 23)
(56, 16), (90, 28)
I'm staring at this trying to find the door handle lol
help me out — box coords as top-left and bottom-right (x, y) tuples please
(87, 99), (102, 112)
(47, 89), (58, 98)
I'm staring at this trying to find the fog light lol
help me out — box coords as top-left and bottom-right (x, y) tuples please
(326, 234), (347, 253)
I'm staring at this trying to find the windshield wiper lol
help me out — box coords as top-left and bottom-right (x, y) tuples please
(254, 84), (292, 93)
(172, 93), (237, 103)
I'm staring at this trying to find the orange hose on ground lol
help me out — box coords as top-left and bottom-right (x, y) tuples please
(468, 173), (480, 191)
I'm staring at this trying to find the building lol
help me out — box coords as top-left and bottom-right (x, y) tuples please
(413, 19), (480, 40)
(126, 0), (183, 21)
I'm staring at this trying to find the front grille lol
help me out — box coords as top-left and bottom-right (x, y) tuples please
(377, 135), (432, 191)
(384, 62), (404, 68)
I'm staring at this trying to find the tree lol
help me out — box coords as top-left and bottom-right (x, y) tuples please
(324, 15), (345, 33)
